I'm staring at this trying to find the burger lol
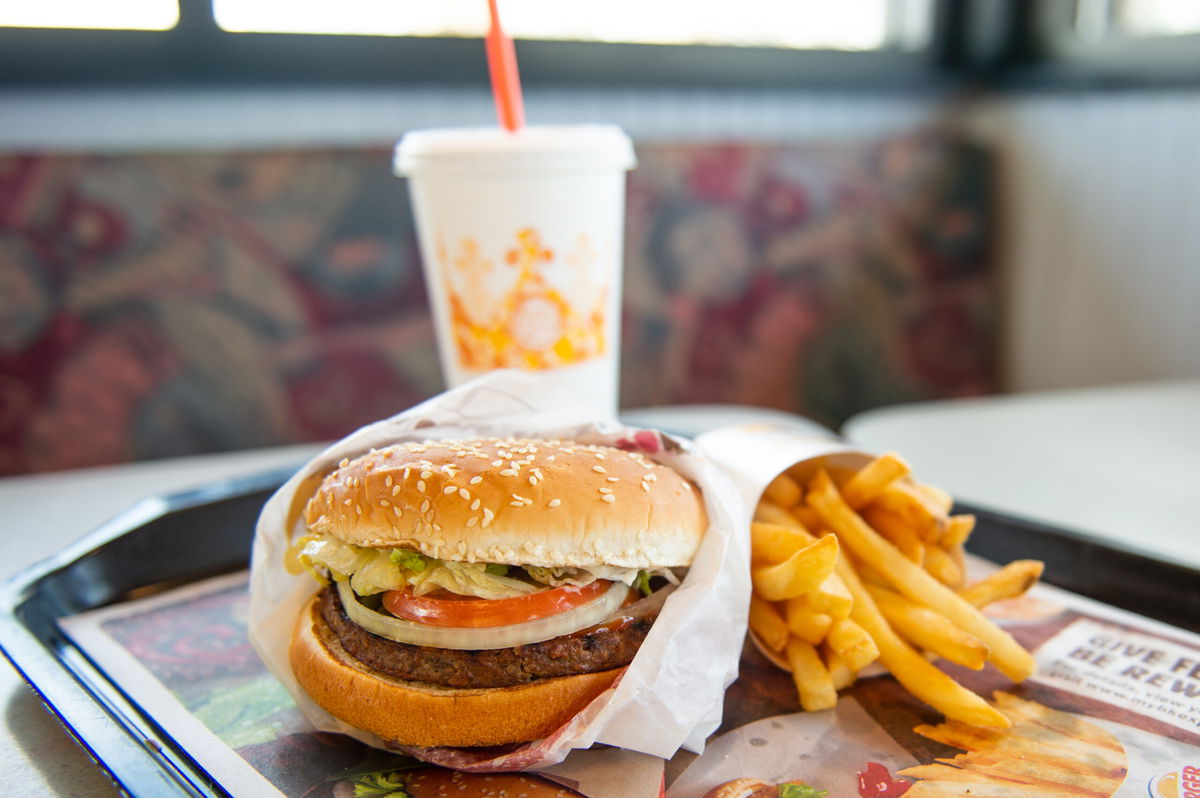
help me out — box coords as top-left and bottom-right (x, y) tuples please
(289, 436), (707, 749)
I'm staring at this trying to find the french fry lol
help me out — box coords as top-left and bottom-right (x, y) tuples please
(942, 514), (975, 548)
(841, 452), (910, 509)
(826, 618), (880, 673)
(785, 598), (834, 645)
(919, 483), (955, 514)
(946, 541), (965, 578)
(748, 595), (789, 652)
(822, 645), (856, 690)
(808, 470), (1036, 683)
(862, 506), (925, 563)
(864, 583), (989, 670)
(763, 472), (803, 508)
(751, 534), (839, 601)
(791, 505), (826, 533)
(845, 552), (893, 588)
(785, 638), (837, 711)
(807, 571), (853, 619)
(924, 544), (965, 589)
(832, 550), (1011, 728)
(750, 521), (814, 564)
(867, 481), (947, 543)
(959, 561), (1044, 608)
(914, 721), (1003, 751)
(754, 500), (807, 530)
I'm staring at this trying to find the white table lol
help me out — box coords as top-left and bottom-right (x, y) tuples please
(845, 378), (1200, 570)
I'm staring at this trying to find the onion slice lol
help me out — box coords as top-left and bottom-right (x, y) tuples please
(337, 579), (634, 651)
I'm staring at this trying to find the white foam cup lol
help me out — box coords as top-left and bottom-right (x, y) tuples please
(395, 125), (636, 417)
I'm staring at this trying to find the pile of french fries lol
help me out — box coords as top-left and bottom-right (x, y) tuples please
(747, 452), (1046, 729)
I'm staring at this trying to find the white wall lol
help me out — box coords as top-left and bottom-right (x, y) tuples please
(965, 92), (1200, 392)
(3, 86), (1198, 393)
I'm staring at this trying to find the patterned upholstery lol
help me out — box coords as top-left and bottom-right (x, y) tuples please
(0, 132), (994, 475)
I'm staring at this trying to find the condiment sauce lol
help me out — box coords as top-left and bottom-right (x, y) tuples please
(857, 762), (910, 798)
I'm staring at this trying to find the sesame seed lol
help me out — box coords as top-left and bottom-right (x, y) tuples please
(682, 481), (692, 491)
(392, 506), (402, 517)
(528, 476), (538, 486)
(592, 465), (607, 474)
(466, 517), (478, 527)
(443, 485), (458, 495)
(339, 458), (350, 468)
(343, 498), (352, 506)
(645, 473), (657, 481)
(417, 480), (426, 492)
(642, 482), (650, 491)
(599, 488), (613, 494)
(595, 452), (606, 460)
(548, 499), (562, 507)
(380, 499), (390, 507)
(421, 470), (433, 480)
(385, 475), (393, 488)
(500, 469), (518, 477)
(420, 499), (430, 513)
(392, 485), (401, 496)
(470, 476), (483, 485)
(602, 494), (616, 503)
(355, 504), (363, 515)
(492, 460), (504, 467)
(471, 499), (480, 510)
(607, 476), (619, 482)
(510, 501), (524, 507)
(483, 508), (494, 521)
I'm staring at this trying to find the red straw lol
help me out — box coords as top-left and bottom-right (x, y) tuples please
(485, 0), (525, 132)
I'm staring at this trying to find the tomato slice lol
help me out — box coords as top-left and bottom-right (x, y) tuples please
(382, 579), (614, 628)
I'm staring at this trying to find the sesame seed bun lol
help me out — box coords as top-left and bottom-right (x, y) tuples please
(290, 595), (623, 748)
(302, 437), (707, 569)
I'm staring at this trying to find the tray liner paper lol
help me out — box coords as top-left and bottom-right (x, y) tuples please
(248, 369), (750, 771)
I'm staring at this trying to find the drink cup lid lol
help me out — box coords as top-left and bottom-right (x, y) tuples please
(394, 124), (635, 175)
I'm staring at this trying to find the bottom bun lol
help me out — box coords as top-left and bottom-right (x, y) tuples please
(289, 596), (624, 748)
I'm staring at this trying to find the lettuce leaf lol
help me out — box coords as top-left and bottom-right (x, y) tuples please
(299, 534), (681, 600)
(408, 560), (540, 599)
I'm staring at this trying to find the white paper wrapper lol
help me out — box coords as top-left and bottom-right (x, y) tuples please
(695, 422), (872, 517)
(248, 369), (749, 770)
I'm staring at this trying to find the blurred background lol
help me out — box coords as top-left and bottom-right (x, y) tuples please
(1, 0), (1197, 475)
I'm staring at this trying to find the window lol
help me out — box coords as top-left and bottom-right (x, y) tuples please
(1110, 0), (1200, 38)
(213, 0), (910, 52)
(0, 0), (177, 31)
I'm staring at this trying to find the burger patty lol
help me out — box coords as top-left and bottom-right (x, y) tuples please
(317, 585), (656, 689)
